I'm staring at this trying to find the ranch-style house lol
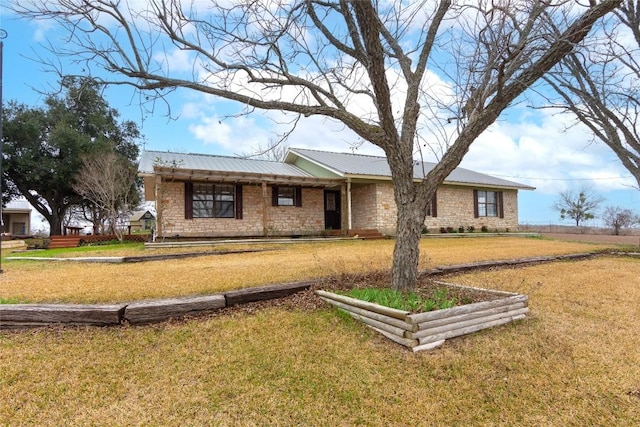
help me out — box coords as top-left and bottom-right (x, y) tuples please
(138, 148), (534, 238)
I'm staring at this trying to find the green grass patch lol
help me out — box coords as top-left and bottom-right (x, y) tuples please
(0, 296), (25, 304)
(7, 242), (144, 258)
(343, 287), (455, 312)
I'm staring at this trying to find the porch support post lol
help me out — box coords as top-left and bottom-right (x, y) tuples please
(347, 179), (352, 231)
(261, 181), (269, 236)
(155, 175), (163, 237)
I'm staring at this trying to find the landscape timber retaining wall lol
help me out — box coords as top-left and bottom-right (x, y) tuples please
(317, 284), (529, 352)
(0, 282), (312, 329)
(0, 252), (599, 330)
(0, 304), (126, 328)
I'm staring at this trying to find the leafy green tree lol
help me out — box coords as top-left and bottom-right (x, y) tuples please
(553, 188), (605, 227)
(2, 78), (141, 235)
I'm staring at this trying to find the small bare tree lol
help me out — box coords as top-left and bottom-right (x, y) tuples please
(553, 187), (605, 227)
(73, 151), (138, 242)
(602, 206), (639, 235)
(13, 0), (621, 290)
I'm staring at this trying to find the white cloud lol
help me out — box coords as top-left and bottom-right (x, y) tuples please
(461, 108), (634, 194)
(188, 114), (273, 151)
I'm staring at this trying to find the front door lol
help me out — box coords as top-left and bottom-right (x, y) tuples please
(324, 190), (341, 230)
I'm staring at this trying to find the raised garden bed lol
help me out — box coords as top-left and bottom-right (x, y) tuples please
(317, 281), (528, 352)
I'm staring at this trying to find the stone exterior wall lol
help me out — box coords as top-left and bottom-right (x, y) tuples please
(157, 180), (325, 237)
(155, 179), (521, 237)
(424, 185), (519, 232)
(350, 184), (378, 230)
(350, 183), (520, 235)
(350, 183), (397, 234)
(265, 187), (325, 236)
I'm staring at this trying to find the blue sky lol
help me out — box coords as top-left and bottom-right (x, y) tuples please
(2, 7), (639, 232)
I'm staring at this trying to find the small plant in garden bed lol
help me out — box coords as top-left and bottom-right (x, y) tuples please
(339, 287), (458, 313)
(321, 271), (500, 311)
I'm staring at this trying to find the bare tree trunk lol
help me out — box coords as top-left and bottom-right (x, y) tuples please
(392, 203), (426, 292)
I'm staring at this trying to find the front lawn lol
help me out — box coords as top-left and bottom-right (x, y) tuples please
(0, 237), (610, 304)
(0, 247), (638, 425)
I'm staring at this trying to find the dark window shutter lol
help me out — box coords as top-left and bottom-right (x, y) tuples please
(295, 186), (302, 207)
(184, 182), (193, 219)
(235, 184), (243, 219)
(498, 191), (504, 218)
(473, 189), (479, 218)
(272, 186), (278, 206)
(431, 191), (438, 218)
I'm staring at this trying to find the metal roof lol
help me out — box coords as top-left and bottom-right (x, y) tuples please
(4, 200), (32, 211)
(286, 148), (535, 190)
(129, 210), (155, 221)
(139, 148), (534, 190)
(139, 150), (316, 178)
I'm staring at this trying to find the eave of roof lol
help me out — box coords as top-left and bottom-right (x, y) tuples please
(152, 165), (342, 187)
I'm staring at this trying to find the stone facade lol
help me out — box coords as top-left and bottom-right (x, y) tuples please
(351, 183), (396, 233)
(265, 187), (325, 236)
(424, 185), (519, 232)
(350, 183), (519, 235)
(156, 180), (325, 237)
(155, 179), (520, 238)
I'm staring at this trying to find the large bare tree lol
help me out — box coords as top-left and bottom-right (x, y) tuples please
(12, 0), (621, 290)
(543, 0), (640, 189)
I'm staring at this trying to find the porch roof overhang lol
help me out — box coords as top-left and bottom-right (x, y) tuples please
(149, 166), (344, 187)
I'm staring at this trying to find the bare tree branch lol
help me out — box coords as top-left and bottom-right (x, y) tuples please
(72, 151), (138, 241)
(10, 0), (621, 289)
(543, 0), (640, 188)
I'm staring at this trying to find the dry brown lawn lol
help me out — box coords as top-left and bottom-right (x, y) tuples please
(1, 237), (609, 303)
(1, 237), (639, 425)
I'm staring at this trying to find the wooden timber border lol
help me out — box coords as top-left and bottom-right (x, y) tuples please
(317, 285), (528, 352)
(5, 248), (270, 264)
(0, 281), (314, 329)
(0, 251), (608, 330)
